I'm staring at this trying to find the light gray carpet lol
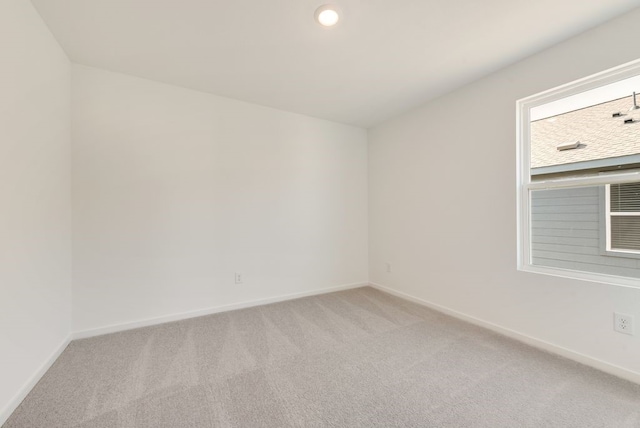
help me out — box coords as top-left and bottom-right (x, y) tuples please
(4, 286), (640, 427)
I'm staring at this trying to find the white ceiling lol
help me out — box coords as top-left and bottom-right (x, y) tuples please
(31, 0), (640, 127)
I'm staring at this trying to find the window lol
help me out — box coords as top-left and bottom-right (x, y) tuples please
(517, 59), (640, 288)
(606, 182), (640, 253)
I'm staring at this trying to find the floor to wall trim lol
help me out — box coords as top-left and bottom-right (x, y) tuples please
(369, 282), (640, 385)
(73, 282), (369, 340)
(0, 335), (72, 426)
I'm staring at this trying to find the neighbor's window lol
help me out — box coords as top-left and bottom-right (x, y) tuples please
(606, 182), (640, 253)
(518, 59), (640, 287)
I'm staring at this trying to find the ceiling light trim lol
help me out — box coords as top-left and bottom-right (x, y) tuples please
(314, 4), (341, 27)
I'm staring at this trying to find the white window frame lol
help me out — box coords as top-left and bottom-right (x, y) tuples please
(517, 58), (640, 289)
(605, 183), (640, 255)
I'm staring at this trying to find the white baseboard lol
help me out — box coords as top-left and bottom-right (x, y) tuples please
(73, 282), (368, 340)
(369, 282), (640, 385)
(0, 334), (72, 426)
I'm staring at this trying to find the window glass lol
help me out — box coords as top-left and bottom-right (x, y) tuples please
(518, 62), (640, 286)
(608, 182), (640, 252)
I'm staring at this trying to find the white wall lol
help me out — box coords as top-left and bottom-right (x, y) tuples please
(72, 65), (368, 333)
(369, 9), (640, 380)
(0, 0), (72, 422)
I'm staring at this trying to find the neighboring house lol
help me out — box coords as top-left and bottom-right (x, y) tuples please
(530, 94), (640, 277)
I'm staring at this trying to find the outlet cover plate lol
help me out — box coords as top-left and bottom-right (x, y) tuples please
(614, 312), (635, 335)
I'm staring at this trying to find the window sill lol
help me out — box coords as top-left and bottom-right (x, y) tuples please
(600, 248), (640, 260)
(518, 263), (640, 289)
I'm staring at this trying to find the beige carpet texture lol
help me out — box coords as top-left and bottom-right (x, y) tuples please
(4, 287), (640, 427)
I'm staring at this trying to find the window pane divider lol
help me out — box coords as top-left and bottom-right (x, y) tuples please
(528, 171), (640, 191)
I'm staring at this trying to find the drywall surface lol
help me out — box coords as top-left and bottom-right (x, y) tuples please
(0, 0), (72, 422)
(72, 65), (368, 333)
(369, 9), (640, 377)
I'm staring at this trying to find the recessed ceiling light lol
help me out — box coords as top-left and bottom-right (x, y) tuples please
(315, 5), (340, 27)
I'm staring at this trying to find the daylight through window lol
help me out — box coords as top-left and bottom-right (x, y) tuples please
(518, 60), (640, 287)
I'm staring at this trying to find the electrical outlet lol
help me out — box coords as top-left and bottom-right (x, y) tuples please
(614, 312), (634, 335)
(235, 272), (243, 284)
(386, 262), (392, 273)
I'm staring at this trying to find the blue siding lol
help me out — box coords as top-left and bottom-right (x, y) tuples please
(531, 186), (640, 278)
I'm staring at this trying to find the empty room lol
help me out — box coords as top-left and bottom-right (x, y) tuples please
(3, 0), (640, 426)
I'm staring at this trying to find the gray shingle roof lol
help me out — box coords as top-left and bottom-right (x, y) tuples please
(531, 95), (640, 169)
